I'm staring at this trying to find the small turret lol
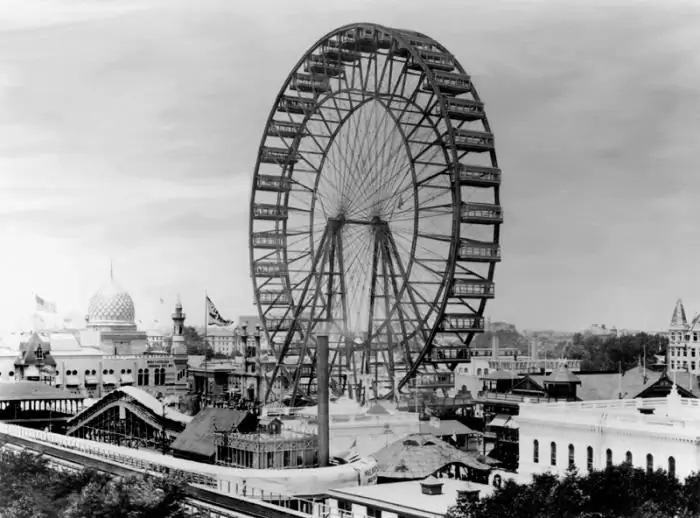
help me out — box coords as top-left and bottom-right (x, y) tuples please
(171, 295), (187, 356)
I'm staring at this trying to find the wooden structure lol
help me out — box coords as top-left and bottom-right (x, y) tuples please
(215, 417), (319, 469)
(0, 381), (84, 432)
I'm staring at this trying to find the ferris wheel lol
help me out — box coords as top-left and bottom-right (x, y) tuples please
(249, 23), (503, 404)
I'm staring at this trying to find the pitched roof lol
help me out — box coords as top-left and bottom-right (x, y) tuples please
(170, 408), (253, 458)
(371, 434), (491, 480)
(0, 381), (83, 401)
(575, 368), (660, 401)
(670, 299), (689, 329)
(543, 365), (581, 385)
(510, 375), (546, 395)
(635, 371), (698, 399)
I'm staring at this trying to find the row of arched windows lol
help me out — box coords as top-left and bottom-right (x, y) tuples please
(137, 368), (167, 386)
(533, 440), (676, 477)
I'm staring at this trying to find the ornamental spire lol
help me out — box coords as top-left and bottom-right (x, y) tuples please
(670, 298), (688, 330)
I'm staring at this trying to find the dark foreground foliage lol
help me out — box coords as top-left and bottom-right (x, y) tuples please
(0, 451), (190, 517)
(447, 464), (700, 518)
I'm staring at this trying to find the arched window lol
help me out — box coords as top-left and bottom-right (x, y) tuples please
(646, 454), (654, 474)
(568, 444), (575, 469)
(144, 368), (150, 385)
(606, 449), (613, 468)
(154, 369), (161, 386)
(668, 456), (676, 478)
(35, 346), (44, 360)
(484, 368), (489, 375)
(587, 446), (594, 472)
(160, 368), (166, 385)
(550, 442), (557, 466)
(137, 369), (143, 386)
(533, 440), (539, 463)
(625, 451), (632, 464)
(477, 368), (483, 376)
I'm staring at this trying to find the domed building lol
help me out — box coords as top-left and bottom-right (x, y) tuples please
(79, 272), (148, 355)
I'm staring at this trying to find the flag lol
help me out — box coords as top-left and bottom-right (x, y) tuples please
(452, 431), (458, 443)
(430, 416), (441, 429)
(350, 438), (357, 449)
(35, 295), (56, 313)
(206, 296), (233, 326)
(160, 297), (165, 304)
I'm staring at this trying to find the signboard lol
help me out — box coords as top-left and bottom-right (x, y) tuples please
(146, 359), (173, 367)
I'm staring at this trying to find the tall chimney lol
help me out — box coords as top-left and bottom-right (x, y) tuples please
(317, 333), (330, 467)
(491, 331), (500, 359)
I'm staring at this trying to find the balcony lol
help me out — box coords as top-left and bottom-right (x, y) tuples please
(444, 97), (485, 121)
(256, 291), (291, 307)
(290, 73), (330, 94)
(304, 55), (344, 77)
(252, 232), (285, 249)
(452, 164), (501, 187)
(423, 71), (471, 95)
(451, 279), (495, 299)
(252, 204), (288, 221)
(446, 129), (494, 153)
(253, 261), (287, 277)
(255, 174), (292, 192)
(460, 202), (503, 225)
(439, 314), (485, 333)
(428, 345), (471, 363)
(458, 240), (501, 262)
(260, 146), (300, 165)
(411, 371), (454, 389)
(408, 49), (455, 71)
(267, 120), (308, 139)
(277, 96), (316, 115)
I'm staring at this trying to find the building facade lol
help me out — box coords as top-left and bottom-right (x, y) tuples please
(667, 298), (700, 373)
(518, 387), (698, 481)
(0, 273), (188, 399)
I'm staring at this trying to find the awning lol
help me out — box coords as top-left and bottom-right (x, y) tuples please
(120, 373), (134, 385)
(102, 374), (118, 386)
(487, 414), (511, 428)
(65, 375), (81, 387)
(503, 416), (519, 429)
(85, 375), (98, 385)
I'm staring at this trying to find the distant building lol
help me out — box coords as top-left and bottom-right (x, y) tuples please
(206, 327), (236, 356)
(667, 298), (700, 374)
(581, 324), (618, 339)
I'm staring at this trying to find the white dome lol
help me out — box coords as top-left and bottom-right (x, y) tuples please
(87, 278), (135, 325)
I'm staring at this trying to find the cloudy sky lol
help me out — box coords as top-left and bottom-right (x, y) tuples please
(0, 0), (698, 333)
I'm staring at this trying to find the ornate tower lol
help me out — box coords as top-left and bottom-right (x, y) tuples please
(171, 295), (187, 356)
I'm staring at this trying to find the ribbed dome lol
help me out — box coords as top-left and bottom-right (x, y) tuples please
(87, 279), (135, 325)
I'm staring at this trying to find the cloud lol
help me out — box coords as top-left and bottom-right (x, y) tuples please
(0, 0), (698, 333)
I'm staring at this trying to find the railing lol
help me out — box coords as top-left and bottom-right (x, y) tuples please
(0, 422), (367, 518)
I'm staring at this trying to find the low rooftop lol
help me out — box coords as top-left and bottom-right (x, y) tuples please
(0, 381), (83, 401)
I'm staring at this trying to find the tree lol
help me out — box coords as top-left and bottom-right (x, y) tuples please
(447, 464), (692, 518)
(0, 450), (190, 517)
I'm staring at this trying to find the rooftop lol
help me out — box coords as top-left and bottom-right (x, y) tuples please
(328, 478), (496, 518)
(0, 381), (83, 401)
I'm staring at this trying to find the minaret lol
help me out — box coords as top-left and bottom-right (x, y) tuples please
(171, 295), (187, 356)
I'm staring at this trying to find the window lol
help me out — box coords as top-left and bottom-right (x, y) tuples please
(154, 369), (161, 385)
(137, 369), (144, 386)
(550, 442), (557, 466)
(337, 500), (352, 513)
(568, 444), (575, 469)
(533, 440), (539, 463)
(587, 446), (594, 472)
(160, 368), (166, 385)
(625, 451), (632, 464)
(669, 457), (676, 478)
(646, 454), (654, 474)
(144, 369), (150, 385)
(606, 449), (613, 468)
(267, 452), (274, 468)
(35, 346), (44, 360)
(366, 507), (382, 518)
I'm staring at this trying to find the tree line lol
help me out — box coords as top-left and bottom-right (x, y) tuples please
(0, 450), (190, 517)
(447, 463), (700, 518)
(559, 332), (668, 372)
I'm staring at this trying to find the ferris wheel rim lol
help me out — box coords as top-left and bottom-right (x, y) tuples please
(249, 23), (502, 403)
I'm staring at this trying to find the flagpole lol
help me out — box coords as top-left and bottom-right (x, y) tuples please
(204, 290), (208, 405)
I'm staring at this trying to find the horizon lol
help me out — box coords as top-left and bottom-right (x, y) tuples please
(0, 0), (698, 333)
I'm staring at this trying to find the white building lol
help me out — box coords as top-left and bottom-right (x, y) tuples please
(518, 386), (698, 481)
(206, 327), (237, 356)
(667, 298), (700, 373)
